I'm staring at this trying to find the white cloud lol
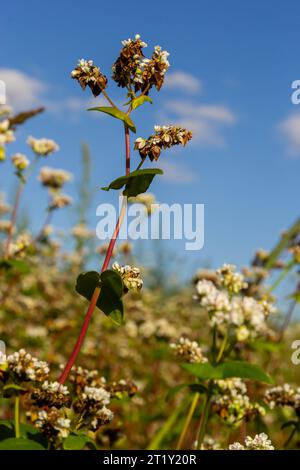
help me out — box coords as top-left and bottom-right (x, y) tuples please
(279, 113), (300, 157)
(0, 67), (101, 116)
(165, 71), (202, 94)
(159, 160), (197, 183)
(0, 68), (46, 109)
(159, 99), (236, 146)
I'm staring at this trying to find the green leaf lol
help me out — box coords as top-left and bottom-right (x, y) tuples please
(132, 95), (153, 110)
(0, 259), (30, 274)
(102, 168), (163, 197)
(88, 106), (136, 133)
(182, 361), (273, 384)
(0, 437), (45, 450)
(63, 434), (89, 450)
(97, 270), (124, 325)
(75, 270), (124, 325)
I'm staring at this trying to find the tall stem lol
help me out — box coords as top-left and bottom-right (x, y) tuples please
(196, 381), (213, 449)
(268, 259), (295, 293)
(14, 396), (20, 438)
(176, 392), (199, 450)
(59, 124), (132, 384)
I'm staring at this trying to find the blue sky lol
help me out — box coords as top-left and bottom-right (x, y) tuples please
(1, 0), (300, 278)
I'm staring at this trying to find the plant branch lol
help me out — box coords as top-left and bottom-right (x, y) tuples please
(59, 123), (140, 384)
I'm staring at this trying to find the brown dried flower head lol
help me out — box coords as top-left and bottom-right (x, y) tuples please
(134, 125), (192, 161)
(112, 34), (147, 90)
(71, 59), (108, 97)
(112, 35), (170, 93)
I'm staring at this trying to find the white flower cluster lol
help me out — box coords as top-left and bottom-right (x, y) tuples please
(229, 433), (274, 450)
(112, 262), (143, 291)
(121, 34), (147, 48)
(38, 167), (72, 189)
(42, 381), (69, 396)
(212, 378), (265, 426)
(27, 136), (59, 156)
(7, 233), (31, 257)
(0, 119), (15, 146)
(195, 265), (275, 341)
(170, 337), (208, 364)
(11, 153), (29, 171)
(72, 59), (94, 75)
(82, 386), (110, 406)
(217, 264), (248, 294)
(264, 383), (300, 410)
(35, 409), (71, 438)
(7, 349), (50, 382)
(126, 318), (178, 340)
(90, 407), (114, 429)
(71, 223), (94, 239)
(50, 193), (73, 209)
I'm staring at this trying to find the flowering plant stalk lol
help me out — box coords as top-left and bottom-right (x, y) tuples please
(59, 36), (192, 384)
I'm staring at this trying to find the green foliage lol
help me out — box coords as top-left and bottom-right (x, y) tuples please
(102, 168), (163, 197)
(75, 269), (124, 325)
(63, 434), (93, 450)
(182, 360), (273, 384)
(0, 259), (31, 275)
(131, 95), (153, 110)
(88, 106), (136, 133)
(0, 437), (46, 450)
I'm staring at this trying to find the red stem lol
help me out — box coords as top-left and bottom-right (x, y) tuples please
(59, 125), (131, 384)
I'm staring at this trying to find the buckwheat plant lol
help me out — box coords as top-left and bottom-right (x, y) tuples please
(166, 263), (275, 450)
(58, 34), (192, 384)
(0, 350), (136, 449)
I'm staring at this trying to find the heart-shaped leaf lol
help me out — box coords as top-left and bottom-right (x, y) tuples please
(75, 270), (124, 325)
(182, 361), (273, 384)
(88, 106), (136, 133)
(102, 168), (163, 197)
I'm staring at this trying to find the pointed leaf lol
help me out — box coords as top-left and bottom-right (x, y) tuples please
(182, 361), (273, 384)
(132, 95), (153, 110)
(88, 106), (136, 132)
(102, 168), (163, 197)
